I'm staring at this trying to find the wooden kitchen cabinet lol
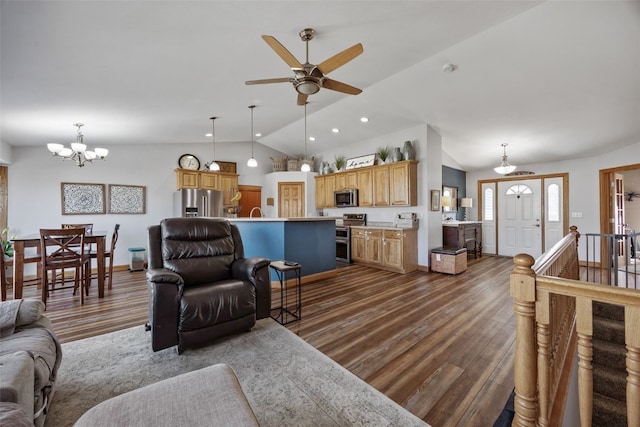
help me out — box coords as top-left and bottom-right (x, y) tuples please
(324, 175), (336, 208)
(351, 228), (366, 262)
(219, 174), (239, 206)
(315, 176), (326, 208)
(373, 166), (390, 206)
(390, 161), (417, 206)
(313, 160), (418, 209)
(335, 171), (357, 190)
(357, 169), (373, 207)
(442, 222), (483, 258)
(175, 169), (199, 189)
(175, 168), (238, 206)
(351, 226), (417, 273)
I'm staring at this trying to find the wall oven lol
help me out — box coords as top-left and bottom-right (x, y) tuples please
(336, 226), (351, 263)
(336, 213), (367, 263)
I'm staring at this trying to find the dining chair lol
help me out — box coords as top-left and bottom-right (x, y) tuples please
(56, 223), (94, 287)
(39, 228), (92, 305)
(90, 224), (119, 290)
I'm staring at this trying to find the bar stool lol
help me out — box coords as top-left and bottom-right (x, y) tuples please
(269, 260), (302, 325)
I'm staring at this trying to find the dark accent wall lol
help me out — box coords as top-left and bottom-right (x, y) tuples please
(442, 166), (466, 221)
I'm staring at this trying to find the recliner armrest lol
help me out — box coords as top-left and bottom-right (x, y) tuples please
(146, 268), (183, 285)
(231, 257), (271, 319)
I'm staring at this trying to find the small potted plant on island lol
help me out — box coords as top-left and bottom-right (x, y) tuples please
(333, 155), (346, 172)
(376, 146), (391, 164)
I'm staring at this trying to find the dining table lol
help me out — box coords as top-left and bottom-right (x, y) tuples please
(11, 230), (108, 300)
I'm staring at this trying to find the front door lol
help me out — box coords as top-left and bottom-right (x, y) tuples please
(497, 179), (542, 258)
(278, 182), (304, 218)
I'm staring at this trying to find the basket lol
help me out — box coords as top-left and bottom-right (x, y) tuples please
(287, 158), (299, 171)
(271, 157), (287, 172)
(431, 247), (467, 275)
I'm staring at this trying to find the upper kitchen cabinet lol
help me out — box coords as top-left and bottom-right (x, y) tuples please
(175, 168), (238, 205)
(389, 161), (417, 206)
(314, 160), (417, 209)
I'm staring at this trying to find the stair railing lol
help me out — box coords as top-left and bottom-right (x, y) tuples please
(511, 226), (640, 427)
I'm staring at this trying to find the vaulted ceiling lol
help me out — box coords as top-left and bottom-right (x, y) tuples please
(2, 1), (639, 171)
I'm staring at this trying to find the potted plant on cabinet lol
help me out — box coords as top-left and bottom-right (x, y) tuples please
(376, 146), (391, 164)
(334, 155), (346, 172)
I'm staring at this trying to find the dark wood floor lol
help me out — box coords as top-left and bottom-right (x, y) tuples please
(8, 255), (516, 427)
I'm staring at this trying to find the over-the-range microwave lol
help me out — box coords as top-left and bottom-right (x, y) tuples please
(334, 189), (359, 208)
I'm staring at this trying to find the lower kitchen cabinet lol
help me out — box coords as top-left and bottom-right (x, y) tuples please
(351, 227), (417, 273)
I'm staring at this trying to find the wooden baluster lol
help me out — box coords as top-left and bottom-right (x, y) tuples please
(511, 253), (538, 426)
(537, 289), (551, 426)
(576, 296), (593, 427)
(626, 306), (640, 427)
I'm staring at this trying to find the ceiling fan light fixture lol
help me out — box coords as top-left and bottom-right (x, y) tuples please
(494, 143), (516, 174)
(295, 79), (321, 95)
(300, 101), (311, 172)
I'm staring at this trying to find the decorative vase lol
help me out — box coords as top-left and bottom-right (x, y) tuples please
(403, 140), (415, 160)
(323, 163), (332, 175)
(391, 147), (403, 163)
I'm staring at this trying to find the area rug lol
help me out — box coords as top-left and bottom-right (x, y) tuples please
(45, 318), (429, 427)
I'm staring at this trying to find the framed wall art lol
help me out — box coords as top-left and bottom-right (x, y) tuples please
(108, 184), (146, 214)
(61, 182), (106, 215)
(346, 154), (375, 170)
(430, 189), (441, 211)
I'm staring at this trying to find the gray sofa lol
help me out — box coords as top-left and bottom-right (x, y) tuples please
(0, 299), (62, 427)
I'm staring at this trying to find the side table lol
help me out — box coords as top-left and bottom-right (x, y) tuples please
(269, 260), (302, 325)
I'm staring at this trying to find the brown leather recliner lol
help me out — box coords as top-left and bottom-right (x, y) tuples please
(146, 218), (271, 353)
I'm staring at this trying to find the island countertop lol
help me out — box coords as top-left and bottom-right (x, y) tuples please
(228, 217), (339, 222)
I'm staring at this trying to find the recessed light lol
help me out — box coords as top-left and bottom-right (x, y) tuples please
(255, 133), (262, 137)
(360, 117), (369, 123)
(332, 128), (340, 133)
(309, 136), (316, 142)
(205, 133), (212, 137)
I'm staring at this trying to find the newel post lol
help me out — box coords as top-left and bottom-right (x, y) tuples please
(511, 253), (538, 426)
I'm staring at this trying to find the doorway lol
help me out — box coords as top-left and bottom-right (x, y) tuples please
(599, 163), (640, 264)
(479, 173), (568, 258)
(237, 185), (262, 218)
(278, 182), (305, 218)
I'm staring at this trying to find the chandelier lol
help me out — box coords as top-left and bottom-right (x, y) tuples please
(47, 123), (108, 167)
(494, 143), (516, 175)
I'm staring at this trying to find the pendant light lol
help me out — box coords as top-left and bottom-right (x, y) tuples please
(300, 102), (311, 172)
(209, 116), (220, 171)
(247, 105), (258, 167)
(494, 143), (516, 175)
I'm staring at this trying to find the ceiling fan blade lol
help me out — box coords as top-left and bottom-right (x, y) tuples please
(262, 35), (303, 69)
(297, 93), (309, 106)
(245, 77), (291, 85)
(317, 43), (363, 75)
(323, 78), (362, 95)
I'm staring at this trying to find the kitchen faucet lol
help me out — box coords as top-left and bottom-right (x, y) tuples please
(249, 207), (264, 218)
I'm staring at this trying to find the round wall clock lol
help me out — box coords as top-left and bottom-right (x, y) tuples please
(178, 154), (200, 170)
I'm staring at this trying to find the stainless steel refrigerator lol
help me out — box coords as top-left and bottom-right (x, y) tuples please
(174, 189), (224, 218)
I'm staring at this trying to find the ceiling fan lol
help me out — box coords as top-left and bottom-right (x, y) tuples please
(245, 28), (363, 105)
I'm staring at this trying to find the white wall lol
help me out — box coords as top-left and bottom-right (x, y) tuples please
(465, 141), (640, 260)
(0, 140), (13, 164)
(6, 140), (285, 271)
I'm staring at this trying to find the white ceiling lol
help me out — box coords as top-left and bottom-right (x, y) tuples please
(2, 1), (639, 171)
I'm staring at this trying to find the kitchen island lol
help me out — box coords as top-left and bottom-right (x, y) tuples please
(228, 217), (338, 282)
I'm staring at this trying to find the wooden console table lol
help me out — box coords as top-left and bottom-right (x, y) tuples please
(442, 221), (482, 258)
